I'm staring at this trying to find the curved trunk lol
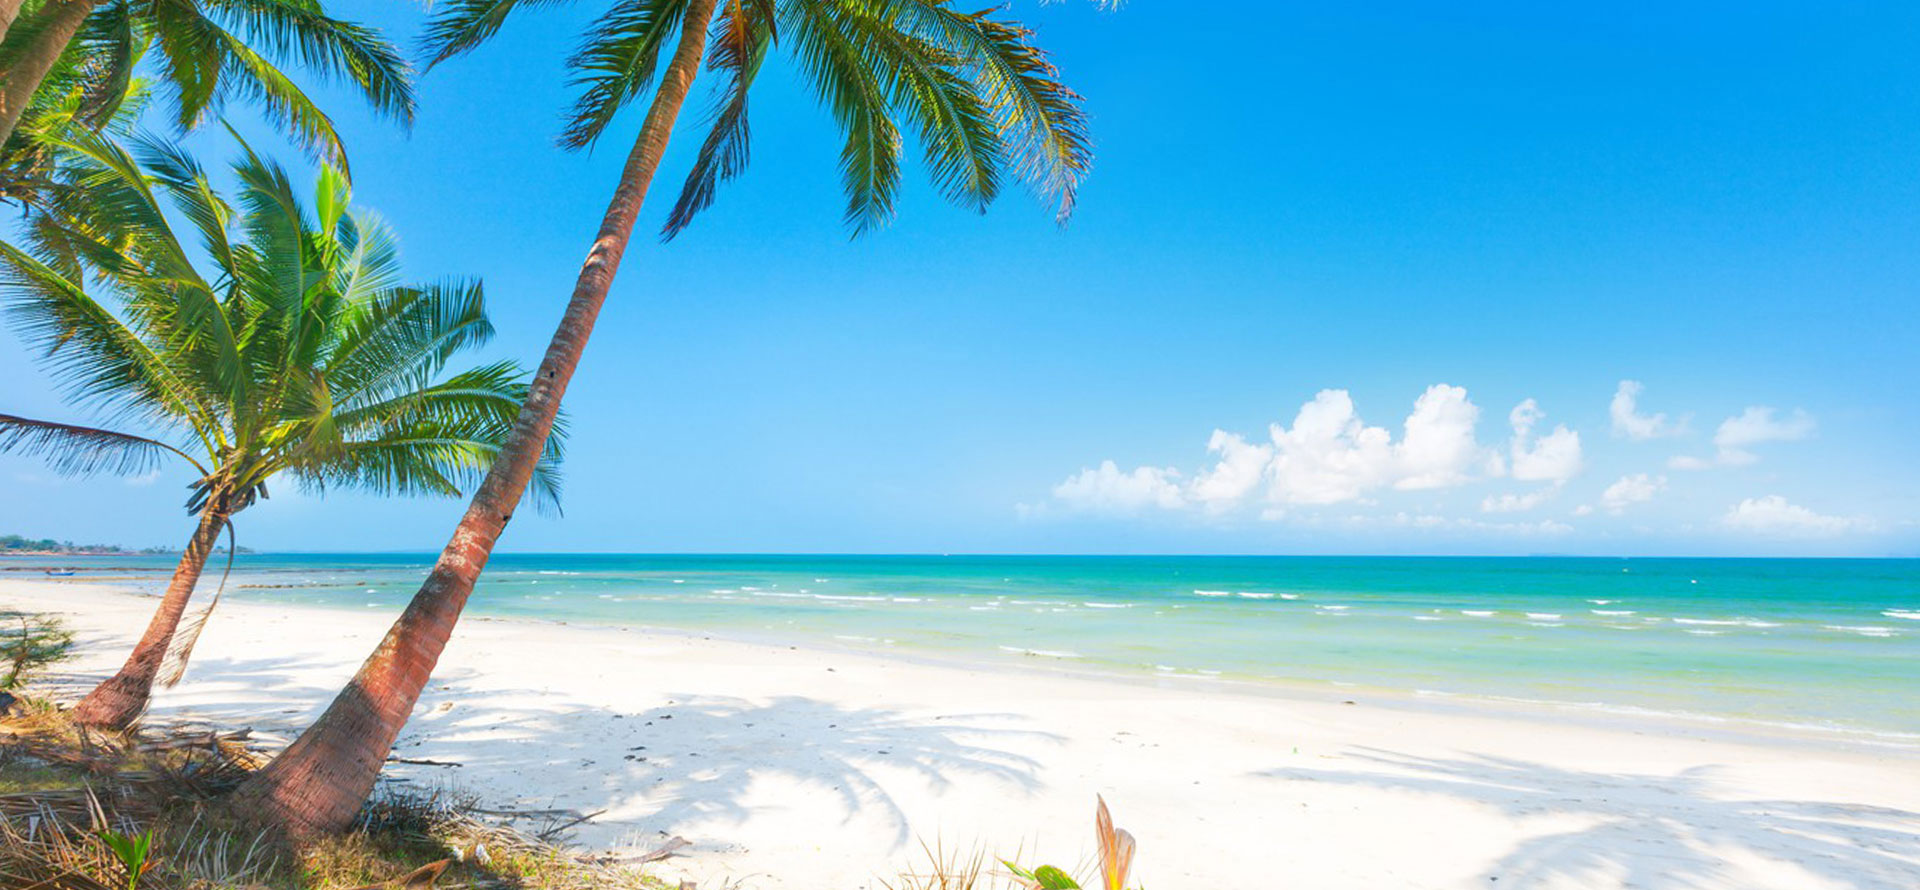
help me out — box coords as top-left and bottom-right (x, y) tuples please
(232, 0), (723, 837)
(0, 0), (99, 147)
(71, 499), (227, 729)
(0, 0), (28, 49)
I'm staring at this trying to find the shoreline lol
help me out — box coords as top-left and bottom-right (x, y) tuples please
(9, 578), (1920, 888)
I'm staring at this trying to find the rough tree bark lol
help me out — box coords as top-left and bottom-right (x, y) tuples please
(0, 0), (99, 147)
(71, 497), (227, 729)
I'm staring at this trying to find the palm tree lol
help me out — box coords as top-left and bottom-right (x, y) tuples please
(0, 132), (564, 730)
(231, 0), (1094, 835)
(0, 0), (412, 176)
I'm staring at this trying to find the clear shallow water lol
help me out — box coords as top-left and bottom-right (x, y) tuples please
(19, 554), (1919, 741)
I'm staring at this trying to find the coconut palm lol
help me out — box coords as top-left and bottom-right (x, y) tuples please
(232, 0), (1094, 834)
(0, 0), (412, 177)
(0, 131), (564, 730)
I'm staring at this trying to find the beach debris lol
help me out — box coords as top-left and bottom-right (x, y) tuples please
(345, 857), (452, 889)
(636, 835), (691, 864)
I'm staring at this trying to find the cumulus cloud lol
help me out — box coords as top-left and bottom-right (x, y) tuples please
(1264, 390), (1397, 505)
(1050, 461), (1185, 513)
(1672, 406), (1815, 469)
(1721, 495), (1871, 538)
(1599, 473), (1665, 514)
(1042, 385), (1598, 526)
(1506, 399), (1584, 484)
(1395, 385), (1484, 490)
(1610, 380), (1678, 439)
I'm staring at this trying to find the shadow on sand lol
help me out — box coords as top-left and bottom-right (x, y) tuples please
(1257, 747), (1920, 889)
(137, 652), (1052, 850)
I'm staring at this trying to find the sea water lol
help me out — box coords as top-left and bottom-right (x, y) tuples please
(23, 554), (1919, 743)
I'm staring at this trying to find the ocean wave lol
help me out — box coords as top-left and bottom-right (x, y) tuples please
(1460, 610), (1495, 617)
(1412, 615), (1445, 622)
(1588, 599), (1618, 605)
(999, 645), (1080, 658)
(1824, 625), (1897, 638)
(1193, 589), (1232, 597)
(1083, 601), (1131, 609)
(1525, 612), (1561, 620)
(1527, 621), (1565, 627)
(1237, 592), (1276, 599)
(1883, 610), (1920, 621)
(1591, 609), (1635, 616)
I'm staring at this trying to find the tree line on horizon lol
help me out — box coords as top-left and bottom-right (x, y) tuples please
(0, 0), (1098, 839)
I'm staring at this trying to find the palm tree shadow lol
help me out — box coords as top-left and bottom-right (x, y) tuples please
(400, 692), (1055, 850)
(1256, 747), (1920, 889)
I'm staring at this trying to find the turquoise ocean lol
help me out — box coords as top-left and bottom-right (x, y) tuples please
(23, 555), (1920, 743)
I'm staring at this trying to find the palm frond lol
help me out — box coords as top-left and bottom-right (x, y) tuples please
(909, 0), (1091, 222)
(782, 0), (902, 233)
(0, 413), (199, 477)
(203, 0), (416, 126)
(661, 0), (773, 238)
(560, 0), (691, 150)
(420, 0), (574, 70)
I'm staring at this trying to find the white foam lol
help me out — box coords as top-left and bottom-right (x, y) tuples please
(1685, 629), (1723, 636)
(1591, 609), (1635, 616)
(1527, 621), (1565, 627)
(1525, 612), (1561, 620)
(1883, 610), (1920, 621)
(1317, 605), (1350, 611)
(1000, 646), (1079, 658)
(1236, 592), (1276, 599)
(1412, 615), (1444, 622)
(1278, 593), (1302, 600)
(1192, 589), (1232, 597)
(1588, 599), (1617, 605)
(1083, 601), (1131, 609)
(1460, 610), (1495, 617)
(1825, 625), (1897, 637)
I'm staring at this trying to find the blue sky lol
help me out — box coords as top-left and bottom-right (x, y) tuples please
(3, 1), (1916, 556)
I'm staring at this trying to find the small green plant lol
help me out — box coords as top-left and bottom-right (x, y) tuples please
(1004, 796), (1138, 890)
(0, 611), (75, 689)
(97, 828), (157, 890)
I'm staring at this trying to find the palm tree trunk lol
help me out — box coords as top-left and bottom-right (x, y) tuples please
(0, 0), (29, 49)
(231, 0), (723, 837)
(70, 499), (227, 729)
(0, 0), (98, 147)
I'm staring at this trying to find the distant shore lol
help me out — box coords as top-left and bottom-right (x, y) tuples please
(10, 578), (1920, 889)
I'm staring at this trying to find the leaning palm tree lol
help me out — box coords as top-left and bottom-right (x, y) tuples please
(0, 131), (563, 730)
(232, 0), (1093, 835)
(0, 0), (412, 176)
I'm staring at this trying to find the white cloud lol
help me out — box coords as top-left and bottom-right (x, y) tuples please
(1391, 512), (1574, 536)
(1506, 399), (1583, 484)
(1721, 495), (1871, 538)
(1573, 504), (1596, 516)
(125, 470), (162, 487)
(1188, 430), (1270, 508)
(1050, 460), (1185, 514)
(1715, 406), (1814, 450)
(1482, 488), (1555, 513)
(1262, 389), (1397, 504)
(1610, 380), (1677, 440)
(1600, 473), (1665, 514)
(1666, 455), (1715, 471)
(1395, 385), (1484, 490)
(1672, 406), (1815, 469)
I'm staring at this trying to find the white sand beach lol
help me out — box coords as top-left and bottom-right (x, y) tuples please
(7, 578), (1918, 889)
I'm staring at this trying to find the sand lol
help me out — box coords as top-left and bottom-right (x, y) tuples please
(6, 578), (1918, 889)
